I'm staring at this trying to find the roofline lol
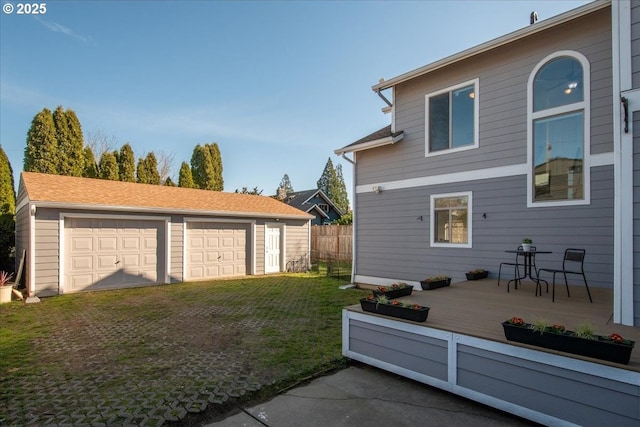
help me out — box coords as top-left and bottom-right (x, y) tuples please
(334, 131), (404, 155)
(300, 188), (344, 215)
(23, 201), (314, 220)
(371, 0), (610, 91)
(307, 204), (330, 219)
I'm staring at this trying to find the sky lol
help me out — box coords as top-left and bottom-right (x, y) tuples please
(0, 0), (591, 203)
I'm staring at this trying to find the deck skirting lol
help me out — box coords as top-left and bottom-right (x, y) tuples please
(343, 310), (640, 427)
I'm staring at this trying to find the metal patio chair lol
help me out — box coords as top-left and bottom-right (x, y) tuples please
(536, 248), (592, 303)
(498, 245), (536, 292)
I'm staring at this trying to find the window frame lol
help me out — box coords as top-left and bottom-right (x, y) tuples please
(425, 79), (479, 157)
(430, 191), (472, 248)
(527, 51), (590, 207)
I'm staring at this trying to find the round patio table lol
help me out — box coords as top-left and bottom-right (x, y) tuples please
(504, 249), (552, 295)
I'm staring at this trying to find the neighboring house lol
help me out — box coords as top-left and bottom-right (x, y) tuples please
(338, 1), (640, 424)
(282, 189), (344, 225)
(15, 172), (313, 297)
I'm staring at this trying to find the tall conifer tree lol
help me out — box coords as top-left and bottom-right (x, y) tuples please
(24, 108), (58, 174)
(98, 152), (119, 180)
(207, 143), (223, 191)
(190, 144), (215, 190)
(0, 146), (15, 273)
(118, 144), (136, 182)
(178, 161), (196, 188)
(82, 146), (98, 178)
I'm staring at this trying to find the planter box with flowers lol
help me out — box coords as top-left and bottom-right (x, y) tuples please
(372, 282), (413, 299)
(420, 275), (451, 290)
(360, 295), (430, 322)
(502, 317), (635, 364)
(465, 269), (489, 280)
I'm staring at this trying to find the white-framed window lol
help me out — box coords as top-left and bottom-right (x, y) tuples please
(425, 79), (479, 157)
(318, 203), (329, 212)
(430, 191), (472, 248)
(527, 51), (590, 207)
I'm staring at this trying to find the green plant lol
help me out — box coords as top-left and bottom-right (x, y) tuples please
(522, 237), (532, 244)
(531, 318), (549, 335)
(376, 295), (389, 305)
(0, 270), (13, 286)
(467, 268), (486, 274)
(573, 322), (596, 340)
(424, 275), (449, 282)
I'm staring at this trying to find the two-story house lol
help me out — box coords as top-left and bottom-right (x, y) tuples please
(338, 1), (640, 425)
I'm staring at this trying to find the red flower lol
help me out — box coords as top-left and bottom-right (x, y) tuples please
(392, 300), (400, 306)
(378, 286), (387, 292)
(510, 317), (524, 326)
(412, 304), (421, 310)
(610, 333), (624, 343)
(391, 283), (399, 289)
(367, 295), (375, 301)
(551, 324), (565, 332)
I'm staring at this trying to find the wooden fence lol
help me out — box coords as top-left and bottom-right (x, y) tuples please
(310, 224), (352, 262)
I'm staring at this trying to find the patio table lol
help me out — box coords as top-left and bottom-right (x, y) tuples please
(504, 249), (551, 295)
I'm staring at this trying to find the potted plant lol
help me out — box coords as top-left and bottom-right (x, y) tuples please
(420, 275), (451, 290)
(360, 295), (430, 322)
(502, 317), (635, 364)
(372, 282), (413, 299)
(521, 238), (533, 252)
(465, 268), (489, 280)
(0, 271), (14, 304)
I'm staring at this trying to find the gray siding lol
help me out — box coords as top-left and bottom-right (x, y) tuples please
(170, 218), (183, 283)
(255, 222), (265, 274)
(353, 8), (615, 288)
(356, 167), (614, 287)
(285, 220), (310, 268)
(458, 345), (640, 427)
(357, 8), (612, 186)
(33, 208), (61, 296)
(631, 0), (640, 86)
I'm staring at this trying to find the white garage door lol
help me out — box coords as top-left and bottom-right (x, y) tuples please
(64, 218), (162, 292)
(187, 222), (248, 280)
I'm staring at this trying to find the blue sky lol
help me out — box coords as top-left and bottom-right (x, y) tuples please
(1, 0), (590, 202)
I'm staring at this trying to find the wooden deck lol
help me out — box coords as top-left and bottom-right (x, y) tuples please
(350, 278), (640, 370)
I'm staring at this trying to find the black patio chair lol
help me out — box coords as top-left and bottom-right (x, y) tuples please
(497, 245), (534, 292)
(536, 248), (592, 303)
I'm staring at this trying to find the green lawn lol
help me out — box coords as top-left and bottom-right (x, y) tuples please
(0, 273), (367, 425)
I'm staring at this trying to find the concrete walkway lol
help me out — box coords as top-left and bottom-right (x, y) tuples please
(205, 365), (539, 427)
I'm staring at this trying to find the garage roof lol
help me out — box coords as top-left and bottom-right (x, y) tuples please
(20, 172), (314, 220)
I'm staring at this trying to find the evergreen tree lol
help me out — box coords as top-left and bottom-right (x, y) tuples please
(82, 146), (98, 178)
(234, 186), (263, 195)
(277, 174), (294, 196)
(317, 158), (348, 214)
(118, 143), (136, 182)
(24, 108), (59, 174)
(333, 164), (349, 213)
(190, 144), (215, 190)
(164, 177), (176, 186)
(0, 146), (16, 273)
(178, 161), (196, 188)
(207, 143), (223, 191)
(98, 152), (119, 180)
(137, 152), (160, 185)
(52, 106), (84, 176)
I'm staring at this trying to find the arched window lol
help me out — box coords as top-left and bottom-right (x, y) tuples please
(528, 52), (590, 206)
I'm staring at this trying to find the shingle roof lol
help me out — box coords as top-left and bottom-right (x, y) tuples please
(282, 189), (319, 211)
(334, 125), (405, 154)
(20, 172), (314, 219)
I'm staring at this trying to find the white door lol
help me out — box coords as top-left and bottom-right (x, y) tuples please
(65, 218), (161, 292)
(187, 222), (247, 280)
(265, 225), (281, 273)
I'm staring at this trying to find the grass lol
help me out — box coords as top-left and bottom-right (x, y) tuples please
(0, 273), (367, 425)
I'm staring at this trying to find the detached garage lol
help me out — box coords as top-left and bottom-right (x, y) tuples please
(15, 172), (314, 297)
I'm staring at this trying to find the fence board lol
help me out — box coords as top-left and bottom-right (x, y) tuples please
(310, 225), (352, 261)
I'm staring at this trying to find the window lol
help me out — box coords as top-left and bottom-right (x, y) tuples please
(318, 203), (329, 212)
(426, 79), (478, 156)
(430, 192), (472, 248)
(528, 52), (590, 206)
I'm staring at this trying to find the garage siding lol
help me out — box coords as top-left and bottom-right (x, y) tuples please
(285, 220), (310, 266)
(170, 219), (183, 282)
(34, 209), (61, 296)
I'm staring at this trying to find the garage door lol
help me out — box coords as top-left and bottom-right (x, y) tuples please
(64, 218), (162, 292)
(187, 222), (248, 280)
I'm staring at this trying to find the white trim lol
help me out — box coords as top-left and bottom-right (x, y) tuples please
(58, 213), (171, 294)
(430, 191), (472, 249)
(334, 132), (404, 155)
(527, 51), (591, 208)
(356, 154), (613, 195)
(252, 222), (257, 275)
(425, 79), (479, 157)
(371, 0), (610, 92)
(264, 222), (285, 273)
(28, 203), (36, 297)
(614, 1), (634, 326)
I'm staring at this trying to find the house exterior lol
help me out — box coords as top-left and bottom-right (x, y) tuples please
(15, 172), (313, 297)
(337, 0), (638, 328)
(282, 189), (344, 225)
(339, 1), (640, 424)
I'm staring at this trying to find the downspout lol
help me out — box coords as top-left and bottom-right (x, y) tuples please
(376, 89), (392, 109)
(340, 153), (357, 284)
